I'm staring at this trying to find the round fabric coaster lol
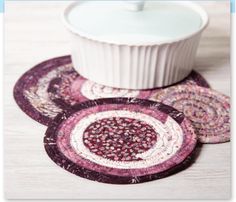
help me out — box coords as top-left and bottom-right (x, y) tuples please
(14, 55), (210, 126)
(44, 98), (197, 184)
(49, 75), (153, 107)
(48, 70), (210, 107)
(152, 85), (230, 143)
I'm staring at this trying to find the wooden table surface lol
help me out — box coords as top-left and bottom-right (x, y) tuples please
(4, 1), (231, 200)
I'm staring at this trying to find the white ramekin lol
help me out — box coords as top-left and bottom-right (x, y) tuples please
(63, 1), (209, 89)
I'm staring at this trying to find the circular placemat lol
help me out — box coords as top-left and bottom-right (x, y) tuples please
(152, 85), (230, 143)
(14, 55), (210, 126)
(44, 98), (197, 184)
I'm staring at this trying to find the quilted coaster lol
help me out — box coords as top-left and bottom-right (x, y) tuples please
(14, 55), (210, 126)
(44, 98), (197, 184)
(152, 85), (230, 143)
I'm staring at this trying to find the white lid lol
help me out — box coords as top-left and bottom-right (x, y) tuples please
(64, 1), (208, 45)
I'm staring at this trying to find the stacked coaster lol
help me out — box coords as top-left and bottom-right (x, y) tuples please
(13, 55), (210, 126)
(151, 85), (230, 143)
(13, 55), (230, 184)
(44, 98), (197, 184)
(48, 73), (153, 108)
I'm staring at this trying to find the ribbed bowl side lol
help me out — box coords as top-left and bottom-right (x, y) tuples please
(70, 32), (202, 89)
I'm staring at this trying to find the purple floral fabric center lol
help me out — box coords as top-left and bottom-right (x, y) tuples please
(83, 117), (157, 162)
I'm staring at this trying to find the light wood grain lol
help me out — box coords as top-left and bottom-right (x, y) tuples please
(4, 1), (231, 200)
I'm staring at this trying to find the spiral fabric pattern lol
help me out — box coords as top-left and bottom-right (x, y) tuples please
(152, 85), (230, 143)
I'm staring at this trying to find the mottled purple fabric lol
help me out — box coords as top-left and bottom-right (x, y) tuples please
(83, 117), (158, 162)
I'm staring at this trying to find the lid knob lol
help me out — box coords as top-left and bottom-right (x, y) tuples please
(124, 1), (145, 11)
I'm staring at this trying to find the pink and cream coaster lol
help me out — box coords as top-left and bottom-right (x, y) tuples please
(13, 55), (210, 126)
(44, 98), (197, 184)
(151, 85), (230, 143)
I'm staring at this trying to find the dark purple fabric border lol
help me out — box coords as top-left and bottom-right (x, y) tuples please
(44, 98), (197, 184)
(13, 55), (71, 126)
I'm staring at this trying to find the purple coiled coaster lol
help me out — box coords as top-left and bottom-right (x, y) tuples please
(152, 85), (230, 144)
(14, 55), (210, 126)
(44, 98), (197, 184)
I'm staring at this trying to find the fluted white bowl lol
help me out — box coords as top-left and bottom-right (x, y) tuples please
(63, 1), (209, 89)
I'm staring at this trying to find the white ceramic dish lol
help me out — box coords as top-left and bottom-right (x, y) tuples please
(63, 1), (209, 89)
